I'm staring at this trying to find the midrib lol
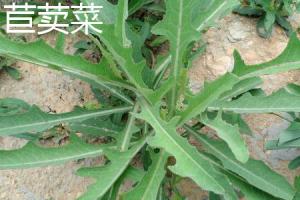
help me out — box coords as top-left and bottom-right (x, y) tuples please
(145, 105), (224, 192)
(197, 1), (227, 31)
(169, 0), (184, 112)
(141, 152), (166, 200)
(199, 134), (291, 199)
(240, 61), (300, 78)
(1, 106), (131, 133)
(2, 144), (103, 168)
(174, 0), (183, 78)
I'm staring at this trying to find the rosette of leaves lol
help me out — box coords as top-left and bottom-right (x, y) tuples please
(0, 0), (300, 199)
(234, 0), (300, 38)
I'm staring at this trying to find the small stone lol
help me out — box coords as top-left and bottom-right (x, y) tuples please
(228, 21), (250, 42)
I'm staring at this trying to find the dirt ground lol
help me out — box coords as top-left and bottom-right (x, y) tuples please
(1, 13), (300, 200)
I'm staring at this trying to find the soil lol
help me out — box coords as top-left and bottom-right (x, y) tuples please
(1, 13), (300, 200)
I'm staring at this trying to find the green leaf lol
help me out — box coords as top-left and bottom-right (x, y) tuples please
(209, 89), (300, 113)
(209, 192), (222, 200)
(4, 66), (21, 80)
(85, 17), (165, 104)
(76, 139), (146, 200)
(136, 99), (236, 197)
(81, 1), (173, 105)
(193, 0), (238, 31)
(294, 176), (300, 200)
(0, 98), (132, 136)
(102, 166), (145, 200)
(233, 34), (300, 78)
(128, 0), (154, 15)
(122, 150), (169, 200)
(119, 104), (140, 151)
(289, 156), (300, 170)
(233, 5), (264, 17)
(186, 127), (295, 200)
(278, 121), (300, 145)
(221, 112), (252, 135)
(294, 176), (300, 191)
(0, 35), (130, 89)
(148, 55), (172, 89)
(285, 83), (300, 96)
(276, 15), (293, 37)
(152, 0), (201, 115)
(127, 21), (151, 62)
(0, 134), (104, 169)
(266, 139), (300, 150)
(82, 1), (165, 102)
(115, 0), (131, 48)
(200, 112), (249, 163)
(219, 77), (263, 100)
(257, 15), (274, 38)
(82, 0), (117, 24)
(69, 117), (123, 137)
(227, 173), (280, 200)
(179, 73), (239, 124)
(0, 98), (30, 116)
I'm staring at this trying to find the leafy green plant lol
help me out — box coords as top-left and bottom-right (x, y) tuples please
(0, 0), (300, 199)
(234, 0), (300, 38)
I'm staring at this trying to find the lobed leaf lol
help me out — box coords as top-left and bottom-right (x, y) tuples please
(0, 35), (130, 89)
(122, 150), (169, 200)
(219, 77), (263, 100)
(0, 98), (131, 136)
(185, 126), (295, 200)
(152, 0), (201, 115)
(193, 0), (238, 31)
(179, 73), (239, 124)
(233, 34), (300, 78)
(0, 134), (104, 169)
(227, 173), (280, 200)
(136, 99), (237, 198)
(200, 112), (249, 163)
(102, 166), (145, 200)
(221, 112), (252, 135)
(209, 89), (300, 113)
(76, 139), (146, 200)
(81, 0), (167, 104)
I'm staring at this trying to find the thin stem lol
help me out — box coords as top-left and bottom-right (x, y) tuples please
(119, 103), (140, 152)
